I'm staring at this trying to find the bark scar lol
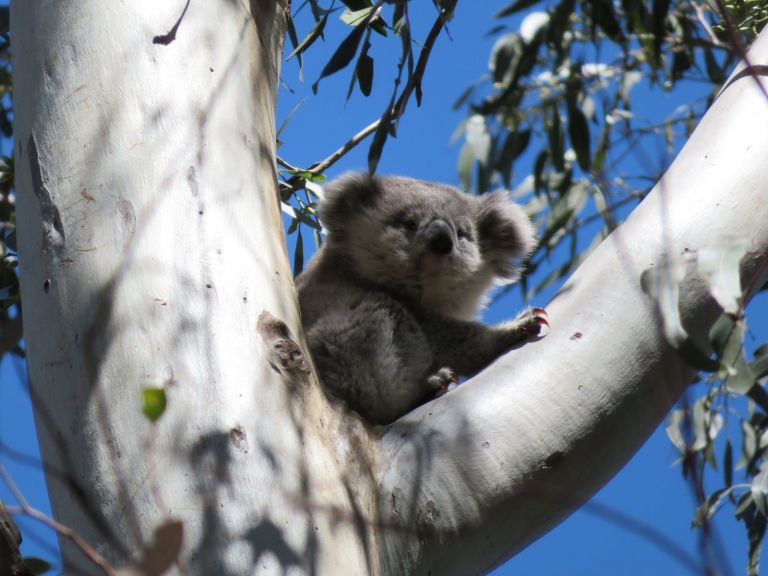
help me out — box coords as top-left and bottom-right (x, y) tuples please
(28, 133), (65, 255)
(257, 311), (310, 375)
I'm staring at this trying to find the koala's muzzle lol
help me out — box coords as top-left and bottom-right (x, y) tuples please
(425, 219), (454, 256)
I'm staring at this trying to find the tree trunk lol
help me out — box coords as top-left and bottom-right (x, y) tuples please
(13, 1), (375, 574)
(11, 1), (768, 575)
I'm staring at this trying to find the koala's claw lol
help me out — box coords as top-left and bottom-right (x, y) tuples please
(533, 308), (550, 336)
(531, 308), (549, 338)
(429, 367), (459, 396)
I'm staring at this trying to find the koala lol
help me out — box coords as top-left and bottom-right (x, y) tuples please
(296, 173), (547, 425)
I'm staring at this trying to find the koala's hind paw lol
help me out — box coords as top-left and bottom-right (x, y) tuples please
(429, 367), (459, 396)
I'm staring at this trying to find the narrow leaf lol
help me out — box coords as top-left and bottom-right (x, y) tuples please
(287, 11), (330, 61)
(567, 104), (591, 171)
(313, 21), (367, 93)
(293, 229), (305, 277)
(494, 0), (542, 18)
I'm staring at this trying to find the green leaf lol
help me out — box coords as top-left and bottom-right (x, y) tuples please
(142, 387), (167, 423)
(671, 49), (693, 81)
(287, 11), (330, 62)
(738, 419), (758, 470)
(567, 104), (591, 171)
(23, 557), (52, 575)
(666, 408), (687, 453)
(285, 169), (327, 183)
(293, 230), (304, 277)
(725, 439), (733, 488)
(752, 343), (768, 380)
(651, 0), (671, 62)
(751, 464), (768, 515)
(457, 141), (474, 192)
(692, 487), (732, 527)
(587, 0), (625, 43)
(489, 33), (523, 87)
(368, 110), (391, 174)
(340, 7), (374, 26)
(357, 52), (373, 96)
(452, 84), (477, 110)
(547, 105), (564, 171)
(736, 491), (755, 517)
(496, 129), (531, 188)
(704, 47), (724, 84)
(709, 314), (755, 394)
(692, 397), (721, 451)
(313, 19), (367, 93)
(747, 384), (768, 414)
(340, 0), (371, 9)
(533, 149), (548, 194)
(285, 16), (304, 80)
(494, 0), (542, 18)
(747, 514), (767, 576)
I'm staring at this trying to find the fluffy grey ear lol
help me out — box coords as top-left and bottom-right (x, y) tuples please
(477, 190), (537, 281)
(318, 172), (379, 236)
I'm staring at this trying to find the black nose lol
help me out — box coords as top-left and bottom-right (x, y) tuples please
(425, 219), (454, 255)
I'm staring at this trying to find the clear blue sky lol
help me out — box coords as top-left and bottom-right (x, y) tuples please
(2, 2), (765, 574)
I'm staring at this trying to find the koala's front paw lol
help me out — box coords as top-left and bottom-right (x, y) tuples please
(428, 367), (459, 396)
(509, 307), (550, 339)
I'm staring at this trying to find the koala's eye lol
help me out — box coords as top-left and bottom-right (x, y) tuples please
(457, 227), (471, 240)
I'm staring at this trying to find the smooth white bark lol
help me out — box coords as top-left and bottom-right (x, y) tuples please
(377, 30), (768, 576)
(12, 1), (768, 574)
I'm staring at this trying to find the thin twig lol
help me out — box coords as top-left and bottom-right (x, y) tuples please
(0, 464), (118, 576)
(306, 4), (454, 176)
(692, 2), (725, 48)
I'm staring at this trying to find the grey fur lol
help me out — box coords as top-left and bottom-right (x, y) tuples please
(296, 173), (543, 425)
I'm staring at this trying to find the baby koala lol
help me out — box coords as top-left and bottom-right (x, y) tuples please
(296, 173), (547, 425)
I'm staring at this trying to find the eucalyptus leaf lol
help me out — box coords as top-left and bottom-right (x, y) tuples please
(287, 11), (330, 61)
(567, 104), (591, 171)
(142, 387), (167, 423)
(313, 20), (367, 93)
(494, 0), (542, 19)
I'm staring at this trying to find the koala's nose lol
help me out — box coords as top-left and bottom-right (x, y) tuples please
(425, 219), (454, 255)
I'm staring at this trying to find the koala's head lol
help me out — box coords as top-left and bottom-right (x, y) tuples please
(318, 173), (536, 318)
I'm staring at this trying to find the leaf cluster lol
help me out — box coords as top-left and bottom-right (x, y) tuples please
(453, 0), (749, 300)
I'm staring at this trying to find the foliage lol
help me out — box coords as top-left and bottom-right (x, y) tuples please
(0, 9), (20, 360)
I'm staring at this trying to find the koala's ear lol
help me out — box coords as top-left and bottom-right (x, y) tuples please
(477, 190), (537, 281)
(318, 172), (379, 234)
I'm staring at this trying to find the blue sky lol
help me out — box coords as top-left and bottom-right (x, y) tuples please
(2, 2), (765, 574)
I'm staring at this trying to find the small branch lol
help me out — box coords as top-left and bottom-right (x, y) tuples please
(304, 4), (454, 176)
(309, 119), (380, 175)
(692, 2), (726, 48)
(0, 464), (118, 576)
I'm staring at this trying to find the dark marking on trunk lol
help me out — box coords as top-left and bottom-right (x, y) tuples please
(117, 198), (136, 251)
(186, 165), (199, 198)
(229, 426), (249, 454)
(152, 0), (191, 45)
(28, 134), (65, 255)
(257, 311), (310, 375)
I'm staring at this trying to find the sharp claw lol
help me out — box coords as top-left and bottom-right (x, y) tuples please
(531, 307), (550, 337)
